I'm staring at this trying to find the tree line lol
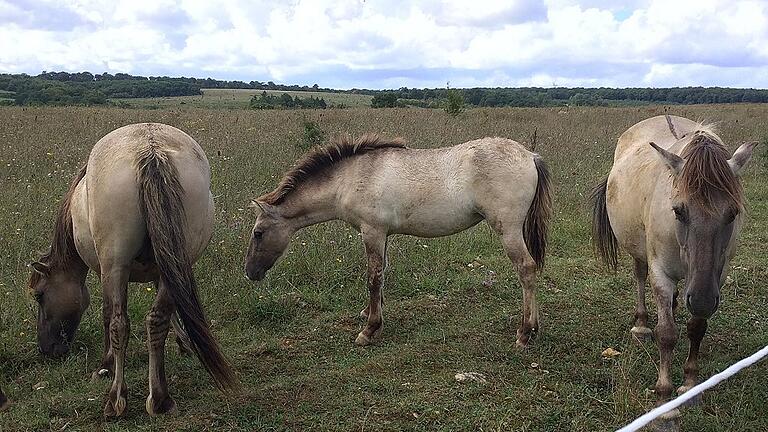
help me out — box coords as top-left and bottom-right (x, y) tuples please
(371, 86), (768, 108)
(0, 72), (201, 106)
(2, 71), (768, 107)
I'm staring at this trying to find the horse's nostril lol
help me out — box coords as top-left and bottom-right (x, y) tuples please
(686, 294), (692, 309)
(715, 295), (720, 309)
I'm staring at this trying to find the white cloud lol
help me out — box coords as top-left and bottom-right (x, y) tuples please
(1, 0), (767, 88)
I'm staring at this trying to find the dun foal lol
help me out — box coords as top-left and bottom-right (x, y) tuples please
(245, 135), (552, 347)
(30, 123), (235, 417)
(592, 115), (757, 417)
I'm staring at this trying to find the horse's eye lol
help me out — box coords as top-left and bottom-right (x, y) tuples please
(725, 208), (738, 224)
(253, 231), (263, 240)
(673, 206), (688, 223)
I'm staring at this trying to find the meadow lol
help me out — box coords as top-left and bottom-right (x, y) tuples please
(112, 88), (374, 110)
(0, 104), (766, 431)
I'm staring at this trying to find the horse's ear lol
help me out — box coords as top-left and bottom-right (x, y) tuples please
(728, 141), (759, 175)
(649, 142), (684, 176)
(30, 261), (49, 276)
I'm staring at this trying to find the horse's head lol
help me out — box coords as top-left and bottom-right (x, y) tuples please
(244, 200), (294, 282)
(651, 136), (758, 319)
(30, 261), (89, 357)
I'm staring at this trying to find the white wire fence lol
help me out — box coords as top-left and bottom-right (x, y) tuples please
(616, 344), (768, 432)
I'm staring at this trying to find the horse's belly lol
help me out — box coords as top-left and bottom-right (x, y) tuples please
(389, 203), (483, 237)
(128, 261), (159, 282)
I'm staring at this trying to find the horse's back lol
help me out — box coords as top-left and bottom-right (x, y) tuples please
(341, 137), (538, 236)
(82, 123), (213, 268)
(614, 115), (699, 161)
(607, 115), (699, 260)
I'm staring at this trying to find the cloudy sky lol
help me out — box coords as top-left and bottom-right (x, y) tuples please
(1, 0), (767, 89)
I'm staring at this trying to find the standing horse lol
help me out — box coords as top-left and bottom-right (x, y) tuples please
(592, 115), (757, 414)
(244, 135), (552, 347)
(29, 123), (235, 417)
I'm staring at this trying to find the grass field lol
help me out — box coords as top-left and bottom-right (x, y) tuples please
(0, 104), (766, 431)
(112, 88), (373, 110)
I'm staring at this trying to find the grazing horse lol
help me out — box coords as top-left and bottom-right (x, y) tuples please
(244, 135), (552, 347)
(29, 123), (235, 417)
(592, 115), (757, 413)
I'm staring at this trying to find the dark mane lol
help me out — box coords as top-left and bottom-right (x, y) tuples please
(259, 134), (407, 205)
(31, 164), (87, 283)
(677, 130), (744, 213)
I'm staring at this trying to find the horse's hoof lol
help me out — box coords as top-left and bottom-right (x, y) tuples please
(355, 332), (373, 346)
(515, 328), (536, 348)
(91, 368), (111, 382)
(103, 395), (127, 418)
(677, 385), (702, 407)
(146, 394), (177, 416)
(630, 326), (653, 343)
(650, 409), (681, 432)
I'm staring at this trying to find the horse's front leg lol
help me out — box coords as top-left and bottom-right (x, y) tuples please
(650, 269), (682, 423)
(355, 229), (387, 346)
(91, 299), (114, 381)
(102, 266), (131, 418)
(678, 316), (707, 402)
(146, 280), (176, 415)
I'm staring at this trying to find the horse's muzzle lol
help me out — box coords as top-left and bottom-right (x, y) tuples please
(244, 265), (266, 282)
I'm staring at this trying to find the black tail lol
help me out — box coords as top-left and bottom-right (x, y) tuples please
(523, 156), (553, 271)
(590, 177), (619, 270)
(137, 146), (237, 392)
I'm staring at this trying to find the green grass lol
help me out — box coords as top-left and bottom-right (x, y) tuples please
(0, 105), (766, 431)
(112, 88), (373, 110)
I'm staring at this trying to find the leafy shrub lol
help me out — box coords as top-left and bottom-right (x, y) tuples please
(301, 119), (324, 149)
(371, 92), (398, 108)
(444, 89), (465, 116)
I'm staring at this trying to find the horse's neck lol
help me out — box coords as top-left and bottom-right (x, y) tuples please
(280, 182), (340, 229)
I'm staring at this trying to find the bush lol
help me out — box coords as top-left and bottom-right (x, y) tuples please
(444, 89), (465, 116)
(371, 92), (398, 108)
(301, 119), (324, 150)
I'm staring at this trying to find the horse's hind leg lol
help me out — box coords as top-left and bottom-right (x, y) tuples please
(355, 228), (387, 346)
(146, 279), (177, 415)
(630, 258), (653, 342)
(500, 231), (539, 348)
(102, 265), (131, 417)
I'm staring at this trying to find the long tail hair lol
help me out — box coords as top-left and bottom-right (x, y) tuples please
(523, 156), (553, 271)
(136, 145), (236, 391)
(590, 177), (619, 270)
